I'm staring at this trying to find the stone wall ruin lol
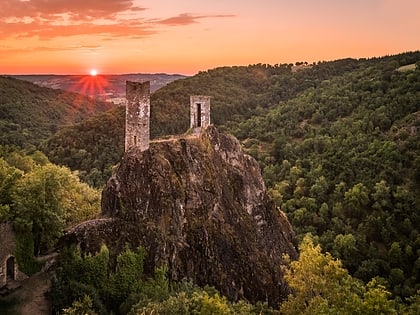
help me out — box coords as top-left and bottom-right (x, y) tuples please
(0, 223), (27, 288)
(190, 95), (211, 132)
(125, 81), (150, 152)
(124, 81), (211, 151)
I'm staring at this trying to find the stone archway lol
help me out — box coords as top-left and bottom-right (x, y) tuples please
(6, 256), (15, 281)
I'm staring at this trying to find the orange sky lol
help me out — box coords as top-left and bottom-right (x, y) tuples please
(1, 0), (419, 75)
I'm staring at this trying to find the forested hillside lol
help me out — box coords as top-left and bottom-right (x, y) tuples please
(43, 106), (125, 187)
(234, 56), (420, 299)
(42, 52), (420, 302)
(0, 76), (113, 148)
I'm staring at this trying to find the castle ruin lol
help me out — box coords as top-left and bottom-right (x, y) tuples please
(0, 223), (27, 289)
(125, 81), (211, 152)
(125, 81), (150, 152)
(190, 95), (211, 133)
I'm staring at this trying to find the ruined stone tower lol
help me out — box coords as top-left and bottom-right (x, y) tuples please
(125, 81), (150, 152)
(190, 95), (210, 132)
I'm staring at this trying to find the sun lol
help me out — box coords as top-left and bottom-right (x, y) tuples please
(90, 69), (98, 76)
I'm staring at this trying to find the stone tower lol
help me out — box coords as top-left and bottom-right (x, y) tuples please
(125, 81), (150, 152)
(190, 95), (211, 132)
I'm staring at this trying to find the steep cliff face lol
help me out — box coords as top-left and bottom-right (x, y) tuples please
(66, 126), (297, 306)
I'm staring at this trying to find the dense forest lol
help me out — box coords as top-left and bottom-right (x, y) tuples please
(0, 76), (112, 148)
(1, 51), (420, 314)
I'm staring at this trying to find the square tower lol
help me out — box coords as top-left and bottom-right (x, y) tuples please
(190, 95), (211, 132)
(125, 81), (150, 152)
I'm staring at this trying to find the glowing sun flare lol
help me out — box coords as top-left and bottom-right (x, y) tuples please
(90, 69), (98, 76)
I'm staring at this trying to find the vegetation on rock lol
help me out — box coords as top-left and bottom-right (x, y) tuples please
(52, 244), (277, 315)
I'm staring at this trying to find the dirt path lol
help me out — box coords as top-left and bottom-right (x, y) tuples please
(1, 252), (59, 315)
(1, 271), (52, 315)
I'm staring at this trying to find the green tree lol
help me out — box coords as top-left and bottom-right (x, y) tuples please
(361, 279), (397, 315)
(108, 246), (146, 307)
(332, 233), (359, 270)
(128, 286), (272, 315)
(12, 163), (100, 254)
(281, 235), (363, 315)
(12, 164), (69, 253)
(62, 295), (98, 315)
(281, 235), (400, 315)
(343, 183), (370, 219)
(0, 158), (22, 221)
(371, 180), (391, 211)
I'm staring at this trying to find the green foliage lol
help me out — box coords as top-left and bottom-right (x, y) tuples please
(62, 295), (98, 315)
(11, 162), (100, 254)
(12, 164), (70, 253)
(128, 281), (277, 315)
(0, 146), (100, 274)
(0, 76), (112, 149)
(281, 236), (419, 315)
(400, 291), (420, 315)
(230, 52), (420, 298)
(52, 245), (146, 315)
(108, 246), (145, 306)
(42, 106), (125, 187)
(53, 245), (276, 315)
(130, 291), (234, 315)
(14, 232), (43, 275)
(0, 157), (22, 221)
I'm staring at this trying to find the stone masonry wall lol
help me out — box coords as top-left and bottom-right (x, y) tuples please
(0, 223), (16, 287)
(125, 81), (150, 152)
(190, 95), (211, 132)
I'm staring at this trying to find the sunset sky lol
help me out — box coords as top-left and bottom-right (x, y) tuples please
(1, 0), (419, 75)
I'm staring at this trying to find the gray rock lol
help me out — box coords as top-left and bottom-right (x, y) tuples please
(65, 126), (297, 306)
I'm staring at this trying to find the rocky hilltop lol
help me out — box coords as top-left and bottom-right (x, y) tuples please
(65, 126), (297, 306)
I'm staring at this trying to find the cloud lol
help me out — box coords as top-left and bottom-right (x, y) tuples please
(156, 13), (235, 26)
(0, 0), (152, 39)
(0, 1), (235, 40)
(0, 44), (102, 55)
(0, 19), (155, 40)
(1, 0), (144, 19)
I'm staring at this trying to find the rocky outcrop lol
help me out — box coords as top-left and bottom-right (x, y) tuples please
(65, 126), (297, 306)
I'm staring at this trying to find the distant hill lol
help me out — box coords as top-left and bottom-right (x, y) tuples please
(9, 73), (187, 104)
(0, 76), (113, 148)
